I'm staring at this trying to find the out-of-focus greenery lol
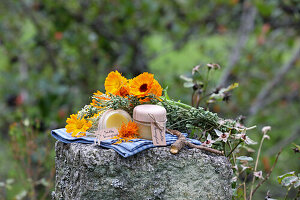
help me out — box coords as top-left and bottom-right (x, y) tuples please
(0, 0), (299, 199)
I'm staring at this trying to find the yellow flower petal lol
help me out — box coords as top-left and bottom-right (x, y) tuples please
(104, 71), (128, 96)
(65, 114), (92, 137)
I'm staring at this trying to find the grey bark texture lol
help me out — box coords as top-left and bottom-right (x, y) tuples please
(53, 141), (233, 200)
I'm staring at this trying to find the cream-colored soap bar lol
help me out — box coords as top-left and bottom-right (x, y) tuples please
(98, 109), (132, 130)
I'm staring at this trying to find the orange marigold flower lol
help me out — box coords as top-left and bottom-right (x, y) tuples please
(129, 72), (154, 97)
(149, 79), (162, 97)
(129, 72), (162, 101)
(118, 84), (130, 97)
(65, 114), (92, 137)
(104, 71), (129, 97)
(113, 121), (139, 144)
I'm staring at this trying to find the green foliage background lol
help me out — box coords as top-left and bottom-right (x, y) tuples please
(0, 0), (299, 199)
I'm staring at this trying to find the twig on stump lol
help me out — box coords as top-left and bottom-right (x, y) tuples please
(167, 129), (224, 156)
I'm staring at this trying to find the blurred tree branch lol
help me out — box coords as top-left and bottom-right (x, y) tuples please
(150, 7), (224, 61)
(218, 1), (256, 87)
(249, 45), (300, 116)
(256, 88), (300, 113)
(90, 11), (149, 75)
(266, 126), (300, 156)
(19, 1), (58, 71)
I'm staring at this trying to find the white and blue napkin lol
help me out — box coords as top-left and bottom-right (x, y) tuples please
(51, 128), (201, 158)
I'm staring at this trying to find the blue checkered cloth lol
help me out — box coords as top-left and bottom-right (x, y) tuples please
(51, 128), (201, 158)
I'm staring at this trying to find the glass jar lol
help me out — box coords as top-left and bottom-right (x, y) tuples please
(98, 109), (132, 130)
(133, 104), (167, 140)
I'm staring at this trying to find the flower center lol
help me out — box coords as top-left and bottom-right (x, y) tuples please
(76, 122), (84, 129)
(206, 140), (210, 144)
(221, 134), (227, 138)
(119, 87), (129, 97)
(241, 134), (246, 140)
(139, 84), (148, 92)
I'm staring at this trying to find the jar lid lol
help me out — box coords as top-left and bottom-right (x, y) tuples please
(133, 104), (166, 122)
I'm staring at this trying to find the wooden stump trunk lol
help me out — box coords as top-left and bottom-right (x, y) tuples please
(53, 141), (233, 200)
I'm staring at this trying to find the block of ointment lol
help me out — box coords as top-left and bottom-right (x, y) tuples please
(98, 109), (132, 130)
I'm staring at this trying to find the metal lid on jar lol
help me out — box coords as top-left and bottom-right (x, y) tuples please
(133, 104), (166, 122)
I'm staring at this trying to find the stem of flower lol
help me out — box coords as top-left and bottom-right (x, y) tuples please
(249, 133), (266, 200)
(165, 99), (192, 110)
(223, 142), (226, 155)
(235, 126), (257, 131)
(227, 141), (236, 166)
(249, 150), (281, 199)
(227, 140), (242, 157)
(167, 117), (201, 129)
(243, 182), (247, 200)
(284, 186), (291, 200)
(203, 69), (210, 96)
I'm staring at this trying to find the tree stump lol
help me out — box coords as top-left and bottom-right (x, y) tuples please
(53, 141), (233, 200)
